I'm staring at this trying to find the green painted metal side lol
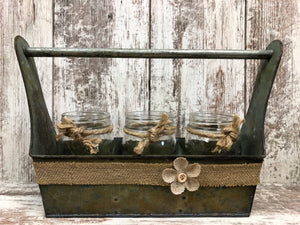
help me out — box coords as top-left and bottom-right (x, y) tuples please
(14, 36), (57, 155)
(34, 156), (261, 217)
(39, 185), (256, 217)
(232, 40), (283, 155)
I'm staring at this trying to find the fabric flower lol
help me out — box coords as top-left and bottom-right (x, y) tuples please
(162, 157), (201, 195)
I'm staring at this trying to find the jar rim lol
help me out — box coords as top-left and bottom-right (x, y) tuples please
(188, 112), (233, 126)
(62, 111), (110, 120)
(125, 111), (173, 131)
(125, 111), (172, 120)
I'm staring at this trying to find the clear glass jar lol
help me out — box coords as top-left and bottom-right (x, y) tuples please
(60, 111), (116, 155)
(123, 111), (176, 155)
(186, 112), (233, 155)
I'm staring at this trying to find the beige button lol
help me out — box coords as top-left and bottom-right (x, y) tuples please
(177, 173), (187, 183)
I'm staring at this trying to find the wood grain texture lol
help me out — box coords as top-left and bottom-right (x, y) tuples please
(0, 0), (299, 186)
(0, 184), (299, 224)
(150, 0), (245, 136)
(246, 0), (300, 185)
(53, 0), (149, 136)
(0, 0), (52, 183)
(0, 0), (4, 182)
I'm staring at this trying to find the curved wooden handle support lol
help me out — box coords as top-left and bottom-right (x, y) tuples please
(14, 36), (57, 155)
(231, 40), (283, 155)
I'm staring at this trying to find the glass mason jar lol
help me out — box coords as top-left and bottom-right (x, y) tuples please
(185, 112), (233, 155)
(60, 111), (116, 155)
(123, 111), (176, 155)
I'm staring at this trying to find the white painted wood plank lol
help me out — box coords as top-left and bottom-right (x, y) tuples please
(0, 0), (299, 187)
(0, 0), (52, 183)
(0, 184), (299, 224)
(150, 0), (245, 136)
(0, 182), (40, 195)
(246, 0), (300, 185)
(53, 0), (149, 137)
(0, 0), (4, 182)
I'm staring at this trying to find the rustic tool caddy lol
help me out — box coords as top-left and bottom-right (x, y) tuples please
(15, 35), (282, 217)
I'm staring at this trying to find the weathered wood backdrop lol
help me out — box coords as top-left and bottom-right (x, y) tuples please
(0, 0), (299, 185)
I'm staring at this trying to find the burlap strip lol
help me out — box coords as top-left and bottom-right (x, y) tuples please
(33, 161), (262, 187)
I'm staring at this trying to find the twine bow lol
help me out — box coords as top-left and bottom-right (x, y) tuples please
(186, 114), (245, 153)
(56, 116), (113, 154)
(123, 113), (176, 154)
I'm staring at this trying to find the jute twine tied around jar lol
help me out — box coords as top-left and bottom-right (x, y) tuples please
(185, 114), (245, 153)
(56, 116), (113, 154)
(123, 113), (176, 155)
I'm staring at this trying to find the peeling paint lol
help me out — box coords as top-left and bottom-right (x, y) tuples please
(0, 0), (299, 186)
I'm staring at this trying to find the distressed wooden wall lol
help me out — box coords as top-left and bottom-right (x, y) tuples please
(0, 0), (52, 183)
(0, 0), (299, 185)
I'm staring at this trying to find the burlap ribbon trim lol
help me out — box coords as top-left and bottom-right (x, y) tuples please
(33, 161), (262, 187)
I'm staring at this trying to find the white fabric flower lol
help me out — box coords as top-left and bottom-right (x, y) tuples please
(162, 157), (201, 195)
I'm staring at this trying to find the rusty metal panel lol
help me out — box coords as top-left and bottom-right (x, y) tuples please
(40, 185), (256, 217)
